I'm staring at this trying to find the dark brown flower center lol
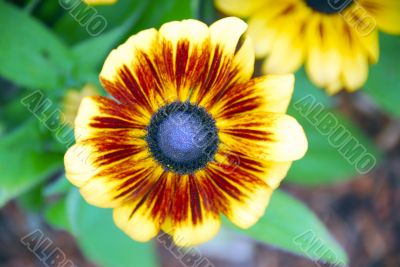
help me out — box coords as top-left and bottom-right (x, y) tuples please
(146, 101), (219, 174)
(305, 0), (353, 14)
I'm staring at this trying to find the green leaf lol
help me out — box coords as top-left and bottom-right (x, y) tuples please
(72, 0), (149, 79)
(127, 0), (198, 37)
(44, 176), (72, 197)
(155, 0), (197, 24)
(0, 88), (34, 133)
(54, 0), (148, 44)
(0, 120), (63, 207)
(364, 33), (400, 117)
(0, 1), (73, 90)
(197, 0), (218, 23)
(17, 184), (45, 212)
(224, 190), (348, 266)
(44, 198), (71, 231)
(286, 89), (381, 185)
(66, 189), (159, 267)
(293, 68), (333, 107)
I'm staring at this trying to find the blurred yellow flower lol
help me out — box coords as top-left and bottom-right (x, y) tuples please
(64, 18), (307, 246)
(62, 84), (99, 127)
(215, 0), (400, 94)
(83, 0), (117, 6)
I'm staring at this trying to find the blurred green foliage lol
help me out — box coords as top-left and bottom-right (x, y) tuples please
(287, 71), (382, 185)
(224, 190), (348, 265)
(365, 33), (400, 117)
(0, 1), (74, 91)
(0, 119), (63, 206)
(66, 189), (158, 267)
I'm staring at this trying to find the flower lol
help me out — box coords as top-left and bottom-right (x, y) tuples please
(62, 84), (99, 127)
(83, 0), (117, 6)
(215, 0), (400, 94)
(64, 17), (308, 246)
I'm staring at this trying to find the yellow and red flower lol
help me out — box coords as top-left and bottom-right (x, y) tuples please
(216, 0), (400, 94)
(64, 18), (307, 246)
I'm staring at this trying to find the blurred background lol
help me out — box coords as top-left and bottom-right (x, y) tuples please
(0, 0), (399, 266)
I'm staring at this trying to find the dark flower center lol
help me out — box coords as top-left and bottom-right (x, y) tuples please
(146, 102), (219, 174)
(305, 0), (353, 14)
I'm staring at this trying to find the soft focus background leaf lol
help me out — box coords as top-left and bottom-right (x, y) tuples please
(364, 33), (400, 117)
(0, 87), (34, 133)
(0, 120), (63, 207)
(71, 1), (149, 83)
(44, 175), (72, 197)
(286, 69), (381, 186)
(66, 189), (159, 267)
(292, 69), (334, 107)
(0, 1), (73, 91)
(151, 0), (197, 25)
(224, 190), (348, 266)
(197, 0), (218, 23)
(55, 0), (197, 44)
(17, 184), (45, 212)
(44, 197), (70, 231)
(287, 109), (380, 186)
(54, 0), (146, 44)
(43, 176), (73, 230)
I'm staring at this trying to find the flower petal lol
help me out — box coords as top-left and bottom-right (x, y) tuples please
(358, 29), (379, 64)
(100, 28), (163, 114)
(262, 5), (309, 74)
(232, 36), (255, 82)
(215, 0), (266, 18)
(64, 97), (159, 208)
(113, 204), (159, 242)
(158, 19), (210, 102)
(262, 161), (292, 189)
(339, 24), (369, 91)
(360, 0), (400, 34)
(204, 159), (272, 229)
(163, 174), (221, 246)
(247, 11), (279, 58)
(209, 74), (295, 119)
(65, 137), (159, 208)
(340, 4), (380, 64)
(305, 15), (342, 89)
(209, 17), (248, 56)
(213, 148), (292, 190)
(191, 17), (256, 108)
(83, 0), (117, 5)
(74, 96), (148, 142)
(113, 171), (175, 242)
(218, 112), (308, 162)
(225, 184), (272, 229)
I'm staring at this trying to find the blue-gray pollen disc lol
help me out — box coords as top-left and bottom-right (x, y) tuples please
(146, 102), (219, 174)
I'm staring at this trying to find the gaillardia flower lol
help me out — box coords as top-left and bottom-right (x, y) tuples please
(64, 17), (308, 246)
(215, 0), (400, 94)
